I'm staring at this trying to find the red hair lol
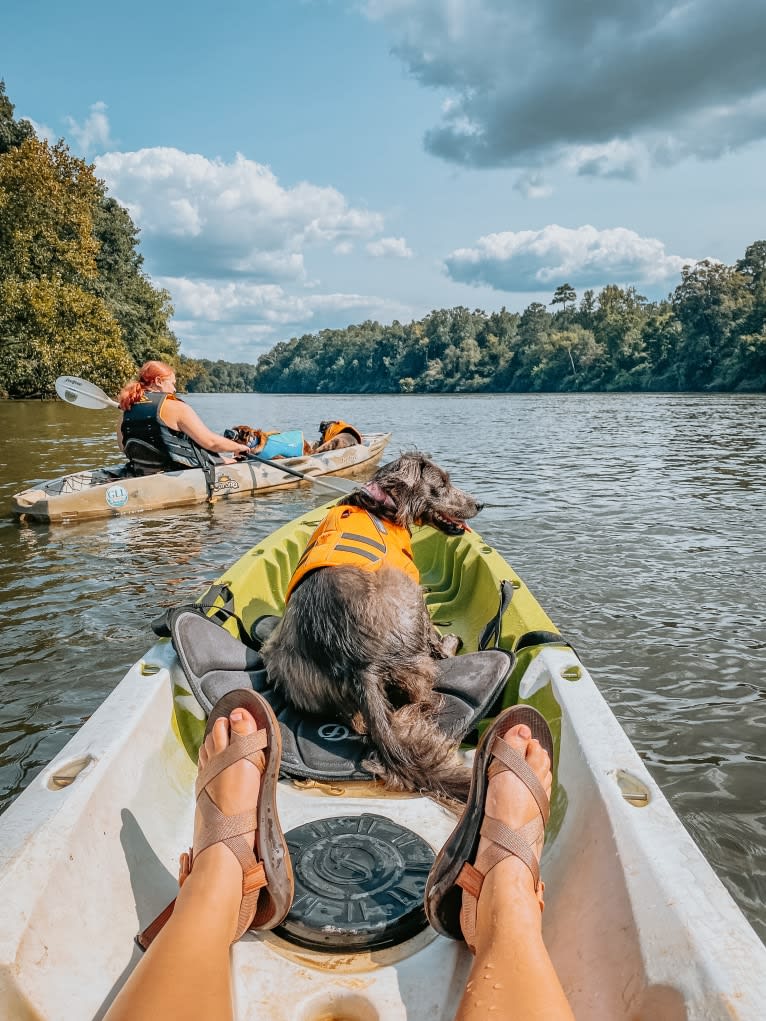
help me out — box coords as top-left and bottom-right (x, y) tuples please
(118, 360), (175, 411)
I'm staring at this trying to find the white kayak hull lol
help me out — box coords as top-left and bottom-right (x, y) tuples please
(0, 637), (764, 1019)
(11, 433), (391, 523)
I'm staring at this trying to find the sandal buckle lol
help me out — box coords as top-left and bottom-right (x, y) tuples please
(456, 861), (484, 899)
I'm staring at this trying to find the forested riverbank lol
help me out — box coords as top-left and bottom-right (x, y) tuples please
(235, 252), (766, 393)
(2, 80), (764, 399)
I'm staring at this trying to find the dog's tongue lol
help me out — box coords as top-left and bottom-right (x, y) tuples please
(361, 481), (396, 511)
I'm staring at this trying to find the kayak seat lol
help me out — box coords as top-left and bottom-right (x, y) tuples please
(168, 608), (514, 784)
(124, 438), (169, 476)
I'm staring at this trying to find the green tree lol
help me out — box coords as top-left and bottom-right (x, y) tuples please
(0, 277), (135, 398)
(672, 261), (752, 389)
(0, 137), (135, 397)
(91, 196), (179, 366)
(551, 283), (577, 312)
(0, 80), (35, 156)
(0, 138), (102, 283)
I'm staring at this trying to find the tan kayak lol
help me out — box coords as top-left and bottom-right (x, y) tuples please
(12, 432), (391, 523)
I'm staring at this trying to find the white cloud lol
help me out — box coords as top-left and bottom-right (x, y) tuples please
(65, 101), (113, 155)
(366, 236), (414, 258)
(445, 224), (696, 291)
(363, 0), (766, 178)
(25, 117), (56, 144)
(95, 147), (386, 281)
(161, 276), (395, 325)
(161, 276), (414, 359)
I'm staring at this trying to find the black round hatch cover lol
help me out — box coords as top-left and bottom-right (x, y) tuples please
(274, 813), (435, 952)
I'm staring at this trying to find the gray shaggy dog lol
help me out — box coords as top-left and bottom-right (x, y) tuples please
(262, 452), (483, 802)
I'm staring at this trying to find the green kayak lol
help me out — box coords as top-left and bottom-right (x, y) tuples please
(0, 503), (764, 1019)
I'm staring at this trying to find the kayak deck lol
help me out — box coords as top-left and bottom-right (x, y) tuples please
(0, 514), (764, 1019)
(12, 432), (391, 523)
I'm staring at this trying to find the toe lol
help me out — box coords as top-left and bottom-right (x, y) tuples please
(229, 707), (257, 737)
(498, 722), (532, 757)
(207, 715), (230, 756)
(526, 738), (553, 795)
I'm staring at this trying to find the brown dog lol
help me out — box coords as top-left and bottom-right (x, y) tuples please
(311, 420), (363, 453)
(261, 452), (483, 802)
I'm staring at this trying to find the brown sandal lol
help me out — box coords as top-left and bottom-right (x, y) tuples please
(137, 689), (293, 949)
(424, 704), (553, 952)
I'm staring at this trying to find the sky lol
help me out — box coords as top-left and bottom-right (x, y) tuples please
(3, 0), (766, 361)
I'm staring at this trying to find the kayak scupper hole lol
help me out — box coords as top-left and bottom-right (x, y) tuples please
(46, 755), (94, 791)
(298, 994), (379, 1021)
(615, 769), (651, 807)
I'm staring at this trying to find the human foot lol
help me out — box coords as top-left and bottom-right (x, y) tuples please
(136, 690), (293, 951)
(186, 707), (264, 874)
(179, 702), (270, 942)
(423, 704), (553, 949)
(474, 722), (552, 900)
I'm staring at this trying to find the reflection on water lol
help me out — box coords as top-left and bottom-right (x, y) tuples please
(1, 392), (764, 941)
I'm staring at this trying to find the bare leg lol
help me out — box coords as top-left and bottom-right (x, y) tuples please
(455, 724), (574, 1021)
(104, 708), (263, 1021)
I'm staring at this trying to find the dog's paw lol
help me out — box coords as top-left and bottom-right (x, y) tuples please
(440, 634), (463, 657)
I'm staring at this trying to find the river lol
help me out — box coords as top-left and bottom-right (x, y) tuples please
(0, 392), (764, 943)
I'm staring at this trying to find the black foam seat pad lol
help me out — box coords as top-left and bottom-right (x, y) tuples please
(169, 609), (513, 783)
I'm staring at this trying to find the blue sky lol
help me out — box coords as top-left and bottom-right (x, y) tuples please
(3, 0), (766, 360)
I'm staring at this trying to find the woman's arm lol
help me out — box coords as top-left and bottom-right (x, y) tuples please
(163, 401), (251, 456)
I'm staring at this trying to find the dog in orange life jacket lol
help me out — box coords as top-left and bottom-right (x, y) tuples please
(310, 420), (363, 453)
(261, 452), (483, 803)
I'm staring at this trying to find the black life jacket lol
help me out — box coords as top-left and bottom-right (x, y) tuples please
(121, 392), (218, 477)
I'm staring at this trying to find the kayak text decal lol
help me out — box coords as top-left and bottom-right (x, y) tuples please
(214, 475), (240, 493)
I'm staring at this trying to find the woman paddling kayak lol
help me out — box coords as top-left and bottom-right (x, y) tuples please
(118, 361), (250, 475)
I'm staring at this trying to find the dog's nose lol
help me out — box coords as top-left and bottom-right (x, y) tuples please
(475, 502), (485, 513)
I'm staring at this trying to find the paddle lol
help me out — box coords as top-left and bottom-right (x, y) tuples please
(54, 375), (360, 497)
(55, 375), (120, 409)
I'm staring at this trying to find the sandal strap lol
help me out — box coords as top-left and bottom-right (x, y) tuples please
(194, 789), (259, 856)
(195, 729), (267, 798)
(488, 737), (550, 825)
(236, 859), (267, 940)
(477, 816), (543, 889)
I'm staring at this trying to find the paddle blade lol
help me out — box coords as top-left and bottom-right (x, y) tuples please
(55, 376), (119, 409)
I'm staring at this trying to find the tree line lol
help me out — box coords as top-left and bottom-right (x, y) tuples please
(0, 81), (180, 399)
(248, 250), (766, 394)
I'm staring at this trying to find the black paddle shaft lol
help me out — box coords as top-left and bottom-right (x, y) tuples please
(242, 452), (358, 494)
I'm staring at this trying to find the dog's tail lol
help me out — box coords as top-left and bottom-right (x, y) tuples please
(360, 679), (471, 803)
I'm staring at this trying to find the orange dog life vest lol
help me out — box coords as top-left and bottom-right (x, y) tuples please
(285, 505), (418, 602)
(319, 420), (363, 445)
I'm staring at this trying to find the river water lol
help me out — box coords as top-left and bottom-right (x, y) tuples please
(0, 392), (764, 942)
